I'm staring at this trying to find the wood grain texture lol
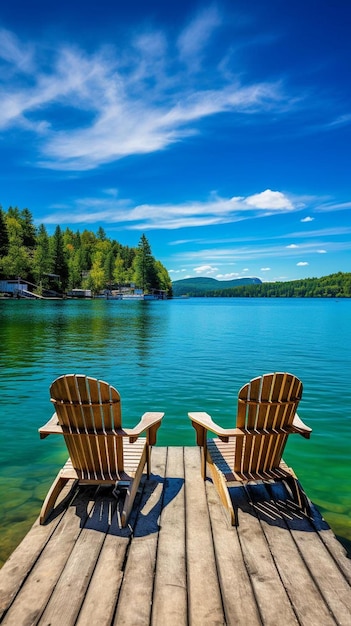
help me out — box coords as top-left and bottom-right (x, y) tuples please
(1, 447), (350, 626)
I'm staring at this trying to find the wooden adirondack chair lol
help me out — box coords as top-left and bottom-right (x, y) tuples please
(39, 374), (164, 526)
(189, 372), (312, 525)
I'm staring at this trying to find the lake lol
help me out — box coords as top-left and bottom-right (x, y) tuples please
(0, 297), (350, 565)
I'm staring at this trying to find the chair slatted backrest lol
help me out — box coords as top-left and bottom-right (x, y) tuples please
(234, 373), (303, 475)
(50, 374), (124, 479)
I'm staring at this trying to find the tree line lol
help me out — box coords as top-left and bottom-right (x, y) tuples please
(187, 272), (351, 298)
(0, 206), (172, 296)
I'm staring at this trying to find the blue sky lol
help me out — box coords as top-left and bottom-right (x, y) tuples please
(0, 0), (350, 282)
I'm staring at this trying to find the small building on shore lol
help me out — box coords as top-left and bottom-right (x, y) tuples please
(0, 279), (29, 296)
(66, 289), (92, 298)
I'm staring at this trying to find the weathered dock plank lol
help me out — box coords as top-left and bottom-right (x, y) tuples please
(0, 446), (350, 626)
(229, 484), (300, 626)
(206, 481), (262, 626)
(0, 481), (77, 621)
(247, 482), (335, 625)
(114, 446), (167, 625)
(151, 446), (187, 625)
(273, 491), (351, 625)
(184, 446), (224, 625)
(1, 487), (98, 626)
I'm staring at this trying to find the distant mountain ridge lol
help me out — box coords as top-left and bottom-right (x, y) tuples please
(171, 272), (351, 298)
(172, 276), (262, 296)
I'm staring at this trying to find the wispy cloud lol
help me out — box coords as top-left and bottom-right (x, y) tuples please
(171, 240), (350, 265)
(42, 188), (298, 229)
(177, 6), (221, 68)
(0, 14), (290, 171)
(0, 28), (35, 73)
(216, 272), (241, 279)
(193, 264), (218, 274)
(315, 201), (351, 212)
(327, 113), (351, 128)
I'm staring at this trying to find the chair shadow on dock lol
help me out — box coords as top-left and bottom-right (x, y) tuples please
(2, 447), (350, 626)
(224, 479), (330, 533)
(46, 467), (329, 542)
(43, 473), (185, 539)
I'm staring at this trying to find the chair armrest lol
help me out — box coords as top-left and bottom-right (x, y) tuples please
(124, 412), (164, 444)
(188, 412), (242, 444)
(39, 413), (63, 439)
(291, 413), (312, 439)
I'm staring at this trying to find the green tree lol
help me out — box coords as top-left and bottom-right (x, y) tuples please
(89, 251), (106, 293)
(97, 226), (106, 241)
(113, 253), (126, 286)
(21, 208), (36, 250)
(80, 229), (96, 271)
(155, 259), (172, 296)
(104, 250), (115, 288)
(133, 234), (157, 292)
(51, 225), (69, 291)
(33, 224), (51, 286)
(1, 215), (32, 279)
(0, 208), (9, 278)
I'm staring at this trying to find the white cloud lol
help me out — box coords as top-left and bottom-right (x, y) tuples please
(42, 188), (299, 230)
(245, 189), (293, 211)
(0, 28), (35, 73)
(193, 264), (218, 274)
(286, 244), (298, 248)
(317, 249), (327, 253)
(168, 268), (188, 274)
(315, 201), (351, 212)
(283, 226), (351, 239)
(328, 114), (351, 128)
(301, 216), (314, 222)
(216, 272), (240, 279)
(296, 262), (309, 266)
(260, 267), (271, 271)
(177, 6), (221, 67)
(0, 21), (288, 170)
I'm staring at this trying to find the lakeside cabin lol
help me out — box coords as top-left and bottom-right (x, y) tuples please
(0, 279), (29, 296)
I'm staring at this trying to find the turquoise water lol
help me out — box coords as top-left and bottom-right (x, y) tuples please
(0, 298), (350, 565)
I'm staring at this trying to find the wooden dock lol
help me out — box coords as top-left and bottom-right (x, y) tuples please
(0, 446), (350, 625)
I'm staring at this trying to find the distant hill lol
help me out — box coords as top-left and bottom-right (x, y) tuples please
(172, 276), (262, 297)
(171, 272), (351, 298)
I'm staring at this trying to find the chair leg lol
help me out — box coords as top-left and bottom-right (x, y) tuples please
(210, 463), (236, 525)
(40, 474), (70, 524)
(146, 444), (151, 478)
(200, 447), (207, 480)
(121, 447), (147, 527)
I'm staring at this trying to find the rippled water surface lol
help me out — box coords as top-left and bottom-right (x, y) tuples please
(1, 297), (350, 565)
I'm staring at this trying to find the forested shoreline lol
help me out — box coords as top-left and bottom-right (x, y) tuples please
(0, 206), (172, 296)
(176, 272), (351, 298)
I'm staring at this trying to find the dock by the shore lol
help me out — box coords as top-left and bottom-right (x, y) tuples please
(0, 446), (350, 625)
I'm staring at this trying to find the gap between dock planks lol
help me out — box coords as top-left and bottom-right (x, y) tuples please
(0, 447), (351, 626)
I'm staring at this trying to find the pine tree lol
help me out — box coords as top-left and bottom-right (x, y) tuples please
(0, 208), (9, 278)
(51, 225), (69, 291)
(33, 224), (51, 286)
(133, 234), (157, 292)
(21, 208), (36, 249)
